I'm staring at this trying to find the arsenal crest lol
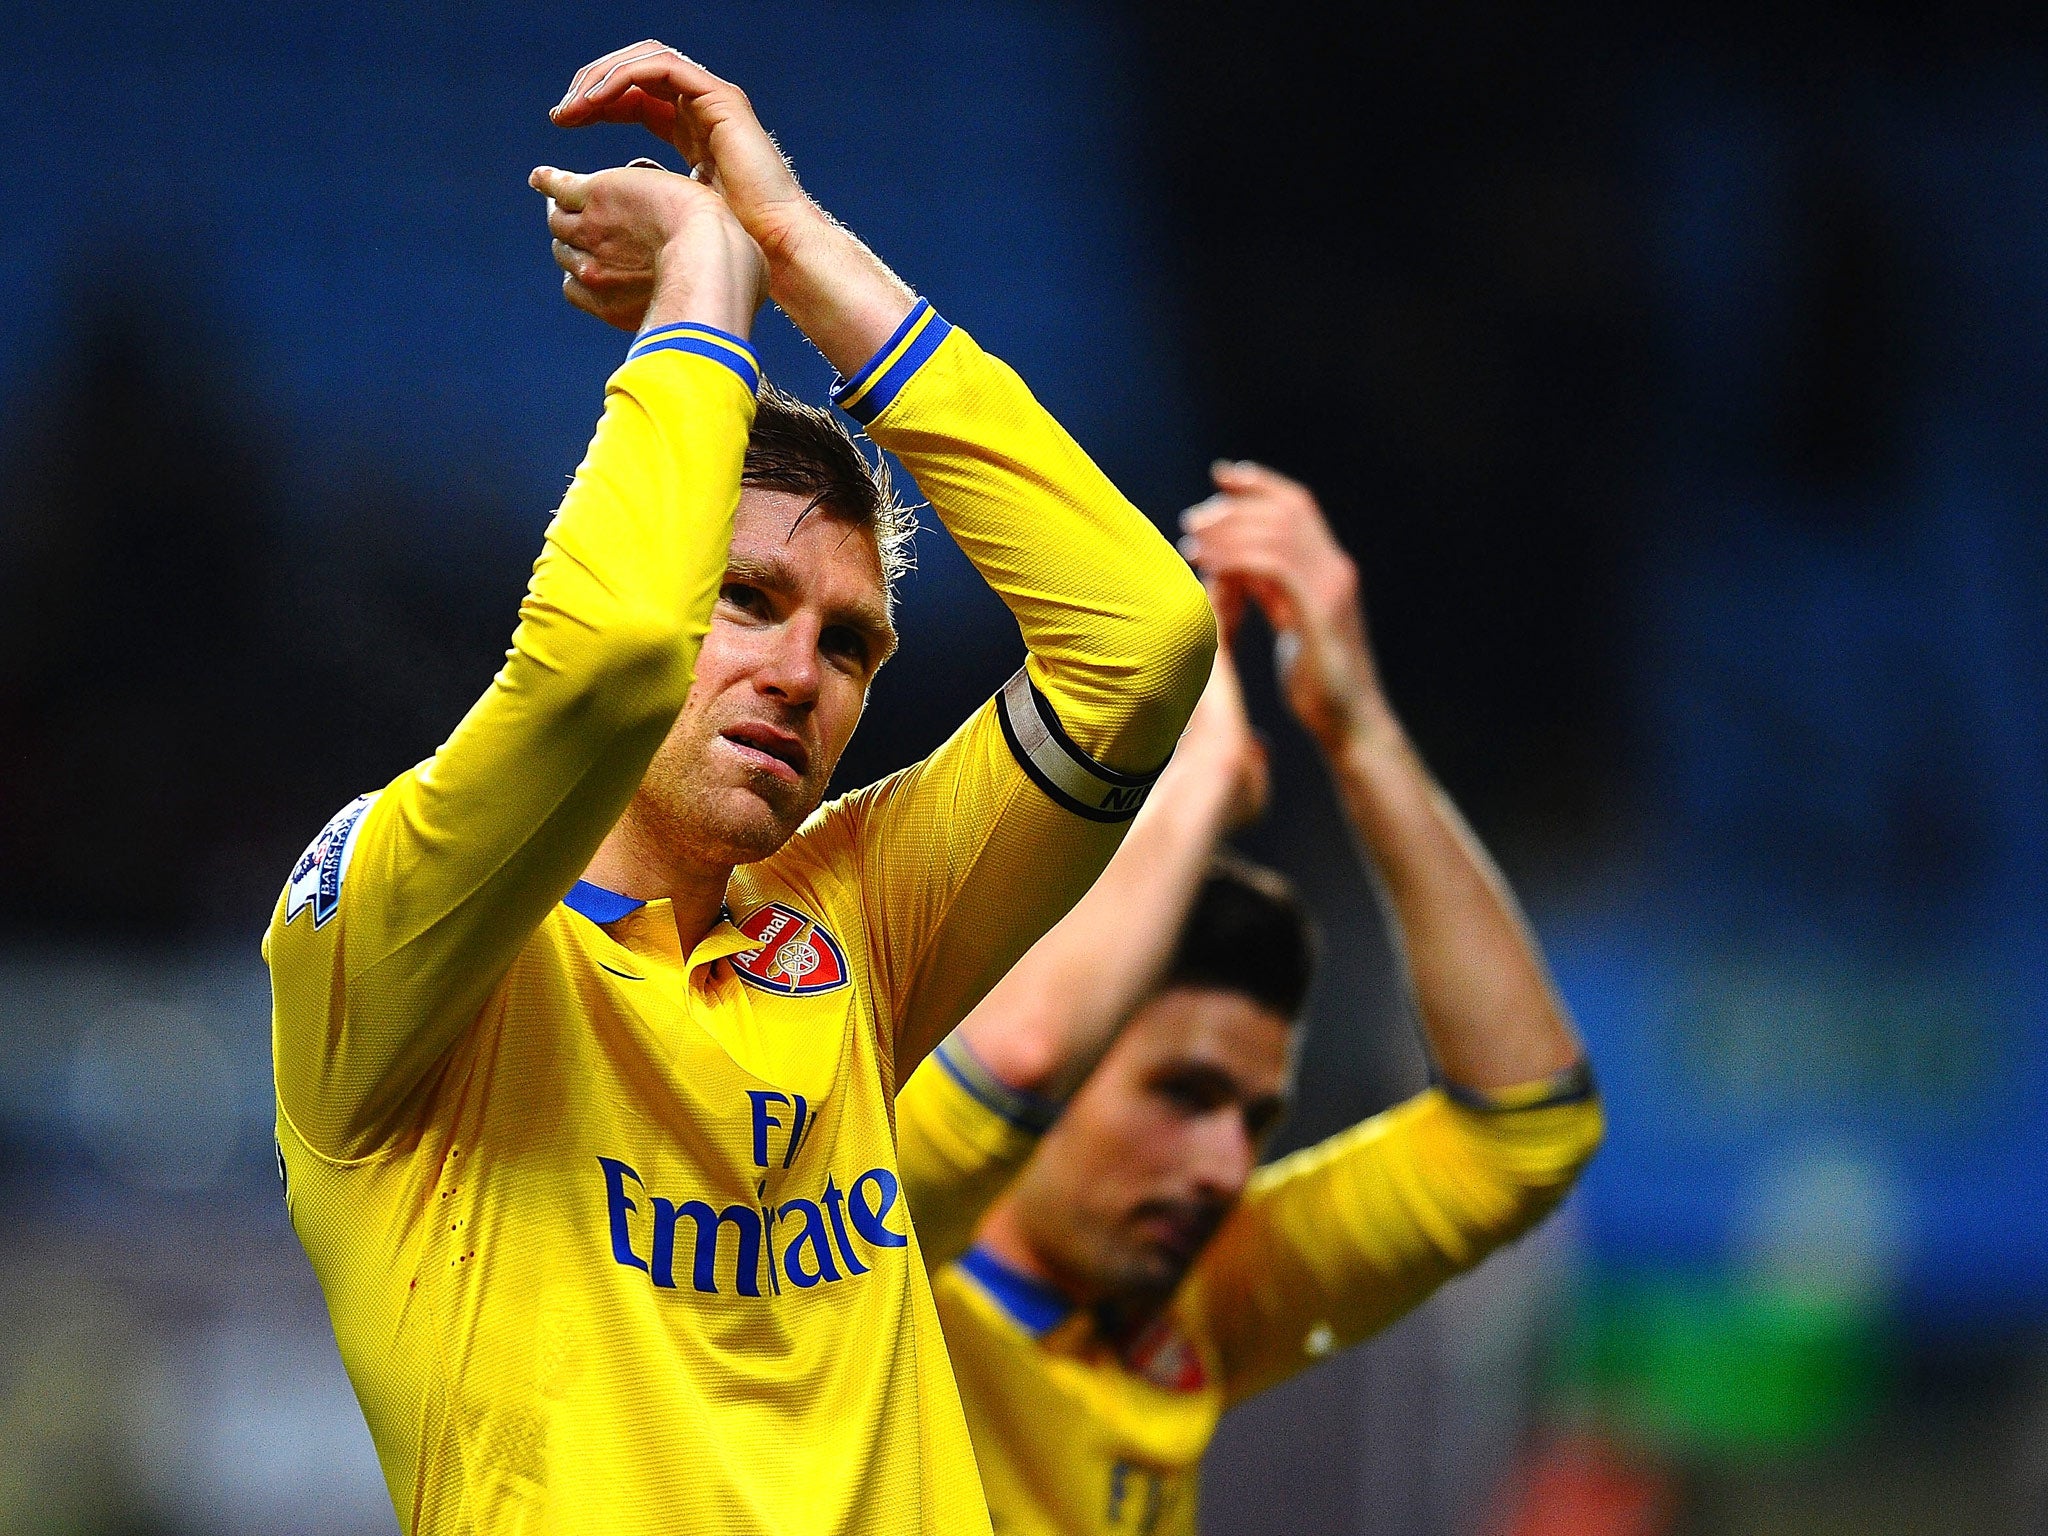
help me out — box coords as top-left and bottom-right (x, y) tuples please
(730, 903), (851, 996)
(1122, 1315), (1209, 1394)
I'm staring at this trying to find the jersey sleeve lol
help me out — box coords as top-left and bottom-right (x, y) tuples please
(265, 335), (760, 1159)
(1181, 1076), (1604, 1408)
(821, 304), (1216, 1077)
(895, 1034), (1056, 1270)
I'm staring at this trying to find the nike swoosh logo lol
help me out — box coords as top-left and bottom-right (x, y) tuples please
(597, 961), (645, 982)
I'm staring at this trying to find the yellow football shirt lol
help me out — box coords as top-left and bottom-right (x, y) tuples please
(898, 1054), (1604, 1535)
(266, 306), (1212, 1535)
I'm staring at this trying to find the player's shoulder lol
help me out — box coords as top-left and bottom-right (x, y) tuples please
(265, 791), (389, 979)
(278, 792), (381, 931)
(757, 780), (890, 907)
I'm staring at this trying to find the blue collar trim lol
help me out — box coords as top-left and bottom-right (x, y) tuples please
(564, 880), (647, 925)
(958, 1245), (1075, 1337)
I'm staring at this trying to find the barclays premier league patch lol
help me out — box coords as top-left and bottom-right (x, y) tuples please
(285, 793), (377, 928)
(730, 902), (850, 996)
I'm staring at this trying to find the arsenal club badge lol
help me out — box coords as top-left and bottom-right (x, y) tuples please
(730, 902), (851, 996)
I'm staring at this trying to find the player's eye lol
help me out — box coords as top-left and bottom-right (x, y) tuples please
(1155, 1069), (1228, 1117)
(720, 582), (768, 618)
(820, 625), (871, 673)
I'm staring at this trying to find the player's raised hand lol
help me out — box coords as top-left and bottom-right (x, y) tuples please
(530, 162), (767, 337)
(550, 42), (821, 270)
(1179, 462), (1386, 751)
(548, 42), (914, 376)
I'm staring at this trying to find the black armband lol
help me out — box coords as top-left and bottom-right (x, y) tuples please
(995, 668), (1166, 823)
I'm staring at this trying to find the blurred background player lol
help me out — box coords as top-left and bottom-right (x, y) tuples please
(265, 40), (1210, 1536)
(896, 461), (1604, 1535)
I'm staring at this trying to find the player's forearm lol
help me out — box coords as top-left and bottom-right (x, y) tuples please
(854, 328), (1214, 779)
(1323, 707), (1583, 1093)
(898, 745), (1246, 1259)
(774, 217), (1217, 768)
(527, 354), (754, 722)
(954, 739), (1239, 1098)
(524, 208), (763, 717)
(767, 212), (920, 381)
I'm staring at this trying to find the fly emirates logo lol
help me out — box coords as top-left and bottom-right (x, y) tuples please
(598, 1091), (907, 1298)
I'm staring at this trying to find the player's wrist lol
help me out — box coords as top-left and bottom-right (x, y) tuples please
(1289, 626), (1388, 753)
(754, 197), (835, 282)
(644, 227), (764, 344)
(767, 215), (918, 380)
(1320, 692), (1402, 766)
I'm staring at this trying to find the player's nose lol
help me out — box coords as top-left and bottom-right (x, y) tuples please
(1187, 1111), (1257, 1202)
(753, 617), (822, 706)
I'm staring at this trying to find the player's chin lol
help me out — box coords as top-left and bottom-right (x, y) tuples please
(1111, 1239), (1194, 1301)
(716, 777), (824, 863)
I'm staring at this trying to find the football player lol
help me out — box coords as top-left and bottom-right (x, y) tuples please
(265, 42), (1212, 1536)
(896, 462), (1603, 1535)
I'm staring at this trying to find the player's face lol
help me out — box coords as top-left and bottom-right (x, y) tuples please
(636, 488), (895, 866)
(1015, 985), (1296, 1305)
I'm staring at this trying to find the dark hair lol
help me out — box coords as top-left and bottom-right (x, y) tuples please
(1161, 853), (1319, 1021)
(743, 383), (915, 592)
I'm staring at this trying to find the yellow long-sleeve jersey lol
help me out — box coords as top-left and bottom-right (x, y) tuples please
(265, 305), (1214, 1536)
(897, 1051), (1603, 1536)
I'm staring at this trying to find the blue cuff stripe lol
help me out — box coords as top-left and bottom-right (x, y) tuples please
(831, 299), (929, 400)
(631, 319), (757, 362)
(830, 299), (954, 424)
(626, 323), (760, 394)
(934, 1037), (1062, 1135)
